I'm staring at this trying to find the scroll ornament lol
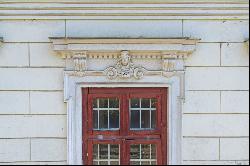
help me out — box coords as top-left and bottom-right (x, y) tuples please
(105, 51), (145, 80)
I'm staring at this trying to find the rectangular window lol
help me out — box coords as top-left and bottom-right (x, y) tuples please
(83, 88), (168, 165)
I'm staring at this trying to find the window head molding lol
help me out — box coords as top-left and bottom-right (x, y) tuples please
(50, 37), (199, 165)
(50, 38), (199, 79)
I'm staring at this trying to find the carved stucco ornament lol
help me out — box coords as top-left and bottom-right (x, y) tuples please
(105, 51), (145, 80)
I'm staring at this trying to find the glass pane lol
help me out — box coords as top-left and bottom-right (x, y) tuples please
(99, 99), (109, 108)
(93, 99), (98, 108)
(141, 110), (150, 129)
(141, 98), (150, 108)
(151, 161), (157, 165)
(99, 110), (108, 129)
(151, 110), (156, 129)
(99, 161), (108, 165)
(151, 145), (156, 159)
(99, 144), (108, 159)
(109, 98), (119, 108)
(131, 110), (140, 129)
(130, 145), (140, 159)
(130, 98), (157, 130)
(93, 110), (98, 129)
(131, 98), (140, 108)
(110, 145), (119, 159)
(151, 98), (157, 108)
(92, 98), (120, 131)
(93, 161), (98, 165)
(110, 161), (119, 165)
(93, 144), (98, 160)
(141, 144), (150, 159)
(93, 144), (120, 165)
(131, 161), (140, 165)
(142, 161), (151, 165)
(130, 144), (157, 165)
(109, 110), (119, 129)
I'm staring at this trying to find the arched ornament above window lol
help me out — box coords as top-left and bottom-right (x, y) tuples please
(50, 38), (199, 165)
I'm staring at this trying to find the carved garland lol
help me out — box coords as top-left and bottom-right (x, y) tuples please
(62, 50), (189, 79)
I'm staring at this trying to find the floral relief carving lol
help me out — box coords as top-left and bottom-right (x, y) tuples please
(105, 51), (145, 80)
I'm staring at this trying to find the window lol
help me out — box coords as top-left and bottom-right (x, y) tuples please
(83, 88), (168, 165)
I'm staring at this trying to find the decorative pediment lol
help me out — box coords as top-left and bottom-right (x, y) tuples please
(50, 38), (199, 79)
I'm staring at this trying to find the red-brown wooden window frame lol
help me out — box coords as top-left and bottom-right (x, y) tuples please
(82, 88), (168, 165)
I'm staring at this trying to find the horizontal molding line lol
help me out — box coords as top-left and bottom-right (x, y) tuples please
(0, 66), (65, 68)
(183, 136), (249, 138)
(183, 113), (249, 115)
(0, 114), (67, 116)
(0, 90), (63, 92)
(0, 0), (249, 4)
(183, 160), (250, 161)
(0, 3), (248, 20)
(0, 137), (67, 140)
(0, 161), (67, 164)
(187, 90), (249, 92)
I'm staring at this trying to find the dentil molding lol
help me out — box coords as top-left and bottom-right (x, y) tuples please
(50, 38), (199, 80)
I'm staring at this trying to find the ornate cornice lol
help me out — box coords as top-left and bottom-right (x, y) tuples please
(0, 1), (248, 20)
(51, 38), (199, 80)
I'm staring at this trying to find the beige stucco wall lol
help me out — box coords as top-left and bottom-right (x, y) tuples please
(0, 0), (249, 165)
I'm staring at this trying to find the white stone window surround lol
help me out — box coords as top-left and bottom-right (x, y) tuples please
(50, 38), (199, 165)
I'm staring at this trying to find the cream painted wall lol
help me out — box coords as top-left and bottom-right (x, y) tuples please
(0, 1), (249, 165)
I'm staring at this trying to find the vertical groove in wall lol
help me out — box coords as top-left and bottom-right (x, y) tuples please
(29, 91), (31, 114)
(220, 91), (222, 113)
(28, 43), (31, 67)
(29, 138), (32, 161)
(220, 43), (222, 66)
(219, 138), (221, 160)
(64, 19), (67, 38)
(182, 20), (184, 37)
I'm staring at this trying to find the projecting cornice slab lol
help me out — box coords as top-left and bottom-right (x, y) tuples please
(51, 38), (199, 79)
(0, 0), (248, 20)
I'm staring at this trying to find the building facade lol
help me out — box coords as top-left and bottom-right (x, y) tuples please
(0, 0), (249, 165)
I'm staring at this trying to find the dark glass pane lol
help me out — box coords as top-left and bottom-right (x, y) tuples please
(99, 110), (108, 129)
(141, 144), (150, 159)
(151, 98), (157, 108)
(93, 161), (98, 165)
(110, 161), (119, 165)
(93, 144), (98, 159)
(93, 110), (98, 129)
(99, 99), (109, 108)
(109, 98), (119, 108)
(110, 145), (119, 159)
(99, 161), (108, 165)
(93, 99), (98, 108)
(131, 161), (140, 165)
(151, 144), (156, 159)
(151, 161), (157, 165)
(130, 110), (140, 129)
(142, 161), (151, 165)
(151, 110), (156, 129)
(109, 110), (119, 129)
(141, 98), (150, 108)
(130, 145), (140, 159)
(131, 98), (140, 108)
(141, 110), (150, 129)
(99, 144), (108, 159)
